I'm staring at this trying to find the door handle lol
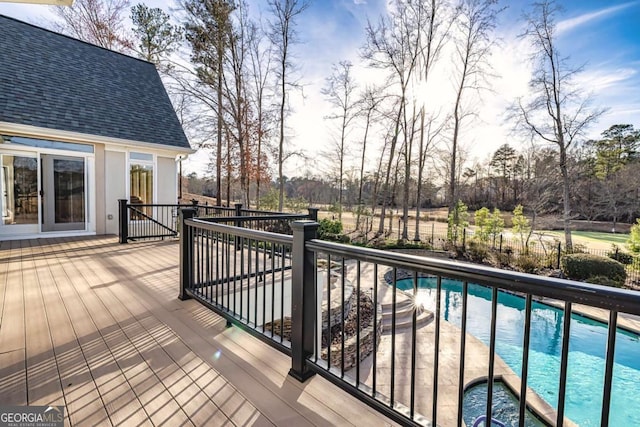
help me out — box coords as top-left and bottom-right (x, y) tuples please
(39, 190), (44, 197)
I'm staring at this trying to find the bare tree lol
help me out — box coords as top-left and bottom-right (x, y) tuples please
(449, 0), (502, 217)
(50, 0), (132, 51)
(414, 108), (445, 240)
(322, 61), (359, 221)
(183, 0), (235, 206)
(248, 19), (273, 208)
(515, 0), (605, 250)
(223, 2), (252, 205)
(355, 85), (384, 230)
(268, 0), (310, 211)
(362, 0), (429, 236)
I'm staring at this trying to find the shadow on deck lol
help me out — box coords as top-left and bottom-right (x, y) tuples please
(0, 236), (394, 426)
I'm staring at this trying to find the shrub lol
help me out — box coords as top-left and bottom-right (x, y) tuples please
(512, 204), (530, 251)
(448, 200), (469, 244)
(628, 218), (640, 253)
(474, 207), (491, 242)
(515, 254), (542, 274)
(466, 239), (489, 262)
(606, 245), (634, 265)
(561, 253), (626, 287)
(317, 218), (349, 243)
(585, 275), (624, 288)
(318, 218), (343, 235)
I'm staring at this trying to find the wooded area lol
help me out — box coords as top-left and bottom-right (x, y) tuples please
(47, 0), (640, 247)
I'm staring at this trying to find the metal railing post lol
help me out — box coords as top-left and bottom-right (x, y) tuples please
(234, 203), (243, 248)
(289, 220), (319, 382)
(178, 208), (197, 301)
(118, 199), (128, 244)
(308, 207), (319, 222)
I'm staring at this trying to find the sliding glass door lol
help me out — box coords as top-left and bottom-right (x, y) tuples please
(41, 154), (86, 232)
(1, 154), (38, 226)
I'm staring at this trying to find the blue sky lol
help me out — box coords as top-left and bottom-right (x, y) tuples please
(1, 0), (639, 175)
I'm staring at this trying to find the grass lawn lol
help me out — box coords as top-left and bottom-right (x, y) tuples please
(541, 230), (630, 248)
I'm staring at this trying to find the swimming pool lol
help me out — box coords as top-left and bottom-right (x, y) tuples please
(396, 277), (640, 426)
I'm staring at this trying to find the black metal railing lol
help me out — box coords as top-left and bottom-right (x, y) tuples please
(179, 212), (640, 427)
(118, 199), (318, 243)
(340, 217), (640, 286)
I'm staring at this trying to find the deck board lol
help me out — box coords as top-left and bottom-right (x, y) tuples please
(0, 240), (27, 406)
(0, 236), (396, 427)
(22, 240), (65, 408)
(31, 238), (112, 426)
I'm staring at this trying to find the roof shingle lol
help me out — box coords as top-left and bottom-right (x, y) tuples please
(0, 15), (191, 150)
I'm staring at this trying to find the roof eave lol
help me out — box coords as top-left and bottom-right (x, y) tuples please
(0, 0), (73, 5)
(0, 121), (195, 155)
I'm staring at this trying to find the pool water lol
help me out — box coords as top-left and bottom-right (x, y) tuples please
(463, 382), (546, 427)
(396, 278), (640, 426)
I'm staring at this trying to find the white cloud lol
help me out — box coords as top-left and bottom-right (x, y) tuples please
(556, 1), (639, 35)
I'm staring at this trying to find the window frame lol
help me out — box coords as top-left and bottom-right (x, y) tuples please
(127, 151), (156, 208)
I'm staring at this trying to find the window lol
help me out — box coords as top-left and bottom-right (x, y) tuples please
(130, 153), (153, 212)
(2, 135), (94, 153)
(1, 154), (38, 225)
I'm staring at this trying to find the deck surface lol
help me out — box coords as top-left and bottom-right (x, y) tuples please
(0, 236), (396, 427)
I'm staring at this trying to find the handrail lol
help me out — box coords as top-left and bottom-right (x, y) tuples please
(179, 217), (640, 426)
(306, 239), (640, 314)
(185, 217), (294, 246)
(196, 214), (312, 223)
(128, 206), (177, 235)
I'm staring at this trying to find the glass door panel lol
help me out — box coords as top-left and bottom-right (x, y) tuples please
(42, 154), (86, 231)
(1, 154), (38, 225)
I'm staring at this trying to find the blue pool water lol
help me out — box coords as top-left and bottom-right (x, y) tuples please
(463, 382), (546, 427)
(396, 278), (640, 426)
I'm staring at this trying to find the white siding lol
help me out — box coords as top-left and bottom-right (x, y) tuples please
(157, 156), (177, 204)
(105, 150), (126, 235)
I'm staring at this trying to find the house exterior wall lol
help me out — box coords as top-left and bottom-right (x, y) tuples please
(157, 157), (177, 204)
(0, 123), (192, 240)
(105, 150), (126, 235)
(95, 143), (106, 234)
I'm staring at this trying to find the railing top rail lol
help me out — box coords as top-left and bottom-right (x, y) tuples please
(241, 208), (292, 215)
(127, 203), (186, 208)
(185, 218), (294, 245)
(196, 205), (235, 210)
(196, 214), (310, 223)
(306, 238), (640, 315)
(124, 203), (233, 209)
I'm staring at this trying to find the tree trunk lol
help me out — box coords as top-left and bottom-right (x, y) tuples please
(278, 54), (286, 211)
(377, 103), (403, 236)
(414, 109), (425, 241)
(357, 110), (371, 231)
(559, 145), (573, 251)
(216, 45), (223, 207)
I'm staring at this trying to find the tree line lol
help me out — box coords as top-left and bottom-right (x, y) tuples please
(47, 0), (637, 249)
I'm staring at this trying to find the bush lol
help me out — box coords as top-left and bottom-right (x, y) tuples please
(607, 245), (634, 265)
(317, 218), (349, 243)
(515, 254), (542, 274)
(585, 275), (624, 287)
(628, 218), (640, 253)
(466, 239), (489, 262)
(561, 253), (626, 287)
(318, 218), (343, 235)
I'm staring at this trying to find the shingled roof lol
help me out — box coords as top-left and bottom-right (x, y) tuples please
(0, 15), (191, 150)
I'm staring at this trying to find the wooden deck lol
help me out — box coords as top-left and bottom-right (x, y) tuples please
(0, 236), (396, 426)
